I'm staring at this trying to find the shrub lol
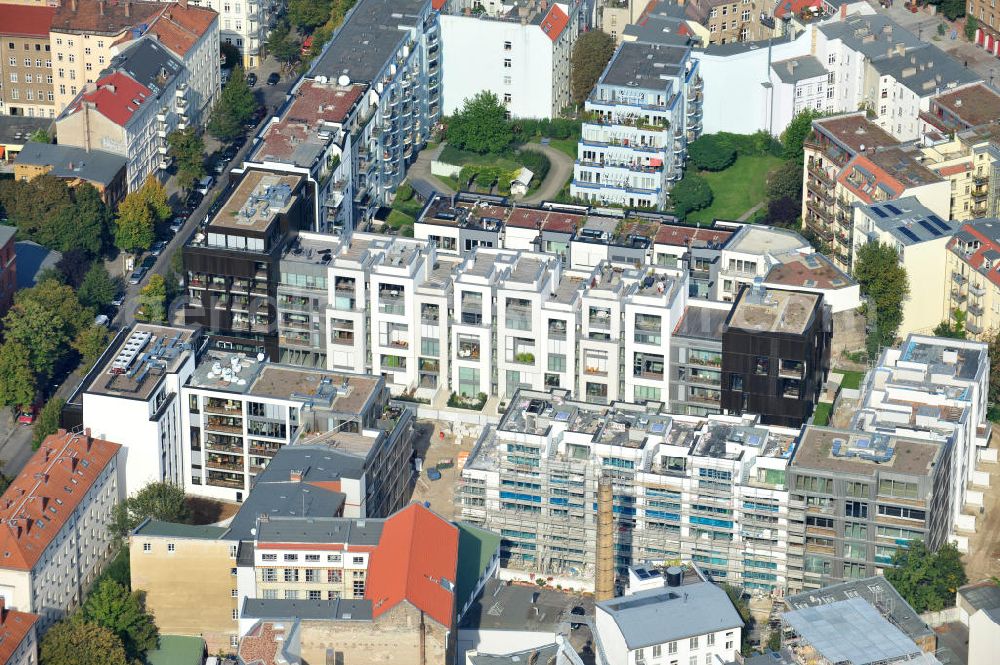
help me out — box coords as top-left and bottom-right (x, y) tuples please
(688, 135), (736, 171)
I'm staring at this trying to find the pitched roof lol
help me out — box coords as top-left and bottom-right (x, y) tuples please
(365, 503), (458, 627)
(836, 154), (904, 204)
(0, 5), (56, 37)
(774, 0), (821, 19)
(0, 605), (38, 665)
(146, 4), (218, 57)
(455, 522), (500, 609)
(0, 430), (120, 571)
(67, 72), (153, 127)
(540, 4), (569, 41)
(948, 218), (1000, 289)
(14, 143), (126, 186)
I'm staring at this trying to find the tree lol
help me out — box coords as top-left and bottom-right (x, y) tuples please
(138, 274), (167, 323)
(2, 278), (92, 384)
(766, 629), (781, 652)
(28, 128), (50, 143)
(0, 177), (109, 256)
(82, 579), (158, 662)
(220, 41), (242, 69)
(56, 248), (92, 288)
(937, 0), (966, 20)
(688, 134), (737, 171)
(446, 91), (514, 155)
(571, 30), (616, 106)
(112, 481), (191, 537)
(40, 618), (129, 665)
(988, 329), (1000, 405)
(722, 583), (754, 655)
(32, 397), (65, 449)
(966, 15), (979, 41)
(168, 127), (206, 192)
(781, 108), (822, 162)
(669, 173), (713, 218)
(934, 308), (968, 339)
(764, 160), (804, 228)
(854, 242), (909, 354)
(266, 20), (300, 68)
(114, 179), (168, 255)
(289, 0), (333, 31)
(78, 263), (120, 310)
(73, 325), (111, 373)
(884, 541), (967, 613)
(209, 66), (259, 142)
(0, 341), (36, 410)
(140, 177), (172, 224)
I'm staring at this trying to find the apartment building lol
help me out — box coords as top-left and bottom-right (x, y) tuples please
(185, 0), (271, 68)
(571, 40), (703, 209)
(968, 0), (1000, 60)
(80, 324), (201, 493)
(182, 353), (399, 503)
(0, 603), (38, 665)
(183, 170), (310, 359)
(13, 142), (128, 207)
(852, 197), (960, 336)
(920, 123), (1000, 222)
(594, 565), (743, 665)
(601, 0), (657, 42)
(670, 301), (729, 416)
(0, 4), (56, 118)
(947, 218), (1000, 338)
(0, 430), (123, 630)
(440, 0), (581, 119)
(685, 0), (774, 45)
(0, 226), (16, 318)
(55, 38), (188, 191)
(720, 284), (831, 428)
(802, 113), (948, 271)
(785, 425), (952, 591)
(245, 0), (441, 235)
(852, 335), (992, 552)
(458, 389), (801, 592)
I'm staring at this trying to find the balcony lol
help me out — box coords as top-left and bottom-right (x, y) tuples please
(970, 283), (986, 297)
(548, 320), (568, 340)
(457, 340), (481, 359)
(973, 184), (989, 198)
(330, 330), (355, 346)
(461, 310), (484, 326)
(974, 172), (989, 185)
(378, 296), (405, 316)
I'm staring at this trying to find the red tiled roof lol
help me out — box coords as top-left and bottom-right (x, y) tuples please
(0, 5), (56, 38)
(238, 621), (283, 665)
(0, 605), (38, 665)
(432, 0), (446, 8)
(147, 5), (218, 57)
(365, 503), (458, 628)
(69, 72), (153, 127)
(836, 154), (903, 204)
(540, 4), (569, 42)
(505, 207), (585, 232)
(774, 0), (821, 19)
(936, 162), (971, 177)
(257, 82), (367, 162)
(51, 0), (166, 35)
(0, 430), (120, 571)
(949, 223), (1000, 289)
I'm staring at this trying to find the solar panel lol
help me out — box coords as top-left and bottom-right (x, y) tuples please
(885, 204), (902, 215)
(871, 206), (889, 219)
(898, 227), (920, 243)
(917, 220), (942, 237)
(928, 215), (951, 232)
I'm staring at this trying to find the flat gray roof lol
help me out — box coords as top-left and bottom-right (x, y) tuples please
(133, 519), (228, 540)
(14, 143), (126, 186)
(727, 287), (820, 335)
(459, 578), (592, 633)
(310, 0), (429, 84)
(783, 597), (925, 665)
(598, 581), (743, 649)
(793, 426), (942, 478)
(227, 481), (346, 541)
(86, 324), (198, 401)
(241, 598), (373, 621)
(860, 196), (960, 246)
(255, 516), (383, 546)
(601, 41), (690, 90)
(959, 581), (1000, 613)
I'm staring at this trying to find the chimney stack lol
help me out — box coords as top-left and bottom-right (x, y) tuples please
(71, 0), (78, 11)
(125, 0), (131, 17)
(290, 469), (303, 482)
(99, 0), (105, 16)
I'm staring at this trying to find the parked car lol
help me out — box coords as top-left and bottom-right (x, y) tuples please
(213, 159), (228, 175)
(195, 175), (215, 195)
(111, 294), (125, 307)
(128, 266), (148, 285)
(246, 72), (258, 87)
(231, 135), (247, 150)
(94, 313), (110, 327)
(266, 71), (280, 86)
(17, 405), (37, 425)
(150, 240), (167, 256)
(185, 191), (203, 210)
(170, 216), (186, 233)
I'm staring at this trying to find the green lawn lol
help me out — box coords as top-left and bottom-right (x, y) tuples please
(438, 145), (521, 171)
(686, 154), (784, 224)
(812, 402), (833, 427)
(548, 138), (578, 160)
(838, 370), (865, 390)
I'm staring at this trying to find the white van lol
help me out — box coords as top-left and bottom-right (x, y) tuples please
(196, 176), (215, 195)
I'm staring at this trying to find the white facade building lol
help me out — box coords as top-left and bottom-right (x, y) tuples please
(185, 0), (273, 68)
(440, 0), (581, 119)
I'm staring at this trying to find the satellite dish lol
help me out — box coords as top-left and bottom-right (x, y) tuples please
(257, 353), (266, 362)
(338, 74), (351, 87)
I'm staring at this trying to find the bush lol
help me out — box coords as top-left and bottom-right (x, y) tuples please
(447, 392), (488, 410)
(688, 135), (737, 171)
(669, 174), (713, 218)
(396, 182), (414, 202)
(515, 117), (581, 141)
(516, 149), (551, 187)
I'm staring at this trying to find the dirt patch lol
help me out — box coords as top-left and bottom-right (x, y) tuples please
(408, 420), (477, 521)
(186, 496), (239, 525)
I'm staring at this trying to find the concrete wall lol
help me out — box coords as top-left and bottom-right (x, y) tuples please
(969, 608), (1000, 665)
(299, 601), (452, 665)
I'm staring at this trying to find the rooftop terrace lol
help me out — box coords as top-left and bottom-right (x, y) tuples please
(208, 171), (300, 234)
(793, 426), (942, 477)
(87, 324), (199, 401)
(727, 286), (820, 335)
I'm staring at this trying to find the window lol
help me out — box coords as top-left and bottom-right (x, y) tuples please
(503, 93), (511, 103)
(232, 609), (239, 619)
(848, 482), (870, 498)
(668, 641), (677, 655)
(283, 568), (299, 582)
(707, 633), (715, 646)
(845, 500), (868, 519)
(9, 74), (16, 83)
(690, 636), (699, 650)
(504, 40), (512, 50)
(262, 553), (277, 561)
(504, 58), (511, 68)
(879, 479), (918, 499)
(262, 568), (276, 582)
(305, 554), (320, 562)
(7, 58), (13, 66)
(503, 75), (511, 85)
(754, 356), (769, 375)
(167, 543), (175, 552)
(877, 504), (926, 521)
(305, 569), (317, 582)
(653, 645), (662, 658)
(23, 58), (30, 67)
(741, 9), (750, 19)
(284, 590), (298, 599)
(636, 648), (645, 663)
(284, 553), (298, 562)
(352, 556), (364, 565)
(143, 543), (151, 552)
(231, 588), (238, 597)
(309, 590), (322, 600)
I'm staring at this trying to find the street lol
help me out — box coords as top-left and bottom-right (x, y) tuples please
(0, 56), (302, 482)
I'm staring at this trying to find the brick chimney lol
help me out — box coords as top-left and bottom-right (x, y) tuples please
(71, 0), (78, 11)
(99, 0), (105, 16)
(289, 469), (303, 482)
(179, 0), (188, 9)
(125, 0), (131, 17)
